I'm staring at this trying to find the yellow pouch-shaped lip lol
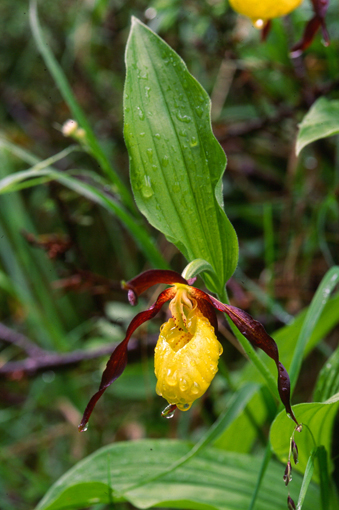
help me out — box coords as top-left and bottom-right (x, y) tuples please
(229, 0), (303, 22)
(154, 313), (223, 411)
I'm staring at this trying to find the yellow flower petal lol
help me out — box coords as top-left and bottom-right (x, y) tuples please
(154, 312), (223, 411)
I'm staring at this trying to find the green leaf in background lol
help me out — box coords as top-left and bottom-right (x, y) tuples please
(296, 449), (317, 510)
(29, 0), (136, 213)
(124, 18), (238, 294)
(314, 342), (339, 402)
(288, 266), (339, 392)
(213, 390), (270, 453)
(35, 439), (320, 510)
(239, 274), (339, 390)
(0, 166), (167, 270)
(270, 393), (339, 482)
(296, 97), (339, 155)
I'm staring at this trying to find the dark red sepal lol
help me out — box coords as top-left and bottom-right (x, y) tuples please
(122, 270), (188, 305)
(190, 288), (219, 332)
(78, 286), (175, 431)
(198, 292), (298, 425)
(290, 0), (329, 57)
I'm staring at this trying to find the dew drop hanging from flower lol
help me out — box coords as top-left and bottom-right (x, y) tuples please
(78, 269), (298, 432)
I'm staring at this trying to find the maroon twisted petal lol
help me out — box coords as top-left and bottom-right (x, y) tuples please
(192, 288), (298, 425)
(122, 269), (188, 305)
(291, 0), (330, 56)
(78, 286), (176, 431)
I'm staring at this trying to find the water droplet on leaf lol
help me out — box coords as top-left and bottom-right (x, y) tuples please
(137, 107), (145, 120)
(162, 155), (169, 167)
(195, 106), (203, 118)
(141, 176), (154, 198)
(176, 111), (191, 123)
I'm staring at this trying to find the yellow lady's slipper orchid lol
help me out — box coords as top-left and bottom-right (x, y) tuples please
(155, 285), (223, 411)
(78, 269), (298, 432)
(229, 0), (303, 26)
(229, 0), (329, 53)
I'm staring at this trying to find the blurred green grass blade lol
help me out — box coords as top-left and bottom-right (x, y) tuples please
(0, 270), (17, 297)
(0, 166), (168, 269)
(270, 393), (339, 483)
(124, 18), (238, 294)
(314, 343), (339, 402)
(29, 0), (136, 213)
(239, 291), (339, 388)
(213, 390), (270, 453)
(316, 446), (331, 510)
(0, 144), (81, 193)
(0, 152), (72, 349)
(235, 268), (293, 324)
(296, 447), (335, 510)
(289, 266), (339, 392)
(296, 98), (339, 155)
(247, 442), (272, 510)
(35, 439), (320, 510)
(296, 449), (317, 510)
(0, 137), (39, 166)
(317, 195), (339, 268)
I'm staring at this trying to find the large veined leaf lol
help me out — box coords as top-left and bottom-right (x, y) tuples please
(296, 97), (339, 155)
(270, 393), (339, 482)
(35, 439), (320, 510)
(124, 18), (238, 294)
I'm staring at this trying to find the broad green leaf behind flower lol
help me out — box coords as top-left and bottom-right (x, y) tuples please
(35, 439), (320, 510)
(124, 18), (238, 294)
(270, 394), (339, 483)
(296, 97), (339, 155)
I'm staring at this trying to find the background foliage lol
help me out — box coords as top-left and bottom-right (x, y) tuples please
(1, 0), (339, 509)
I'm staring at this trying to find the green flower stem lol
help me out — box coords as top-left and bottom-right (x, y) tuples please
(218, 286), (279, 401)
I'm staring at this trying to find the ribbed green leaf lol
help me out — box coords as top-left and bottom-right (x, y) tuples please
(124, 18), (238, 293)
(35, 439), (320, 510)
(296, 98), (339, 155)
(270, 393), (339, 483)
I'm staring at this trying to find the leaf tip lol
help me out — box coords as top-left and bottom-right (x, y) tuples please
(131, 16), (143, 29)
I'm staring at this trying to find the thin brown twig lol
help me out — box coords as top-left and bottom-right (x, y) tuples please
(0, 323), (44, 357)
(0, 327), (159, 378)
(0, 335), (154, 378)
